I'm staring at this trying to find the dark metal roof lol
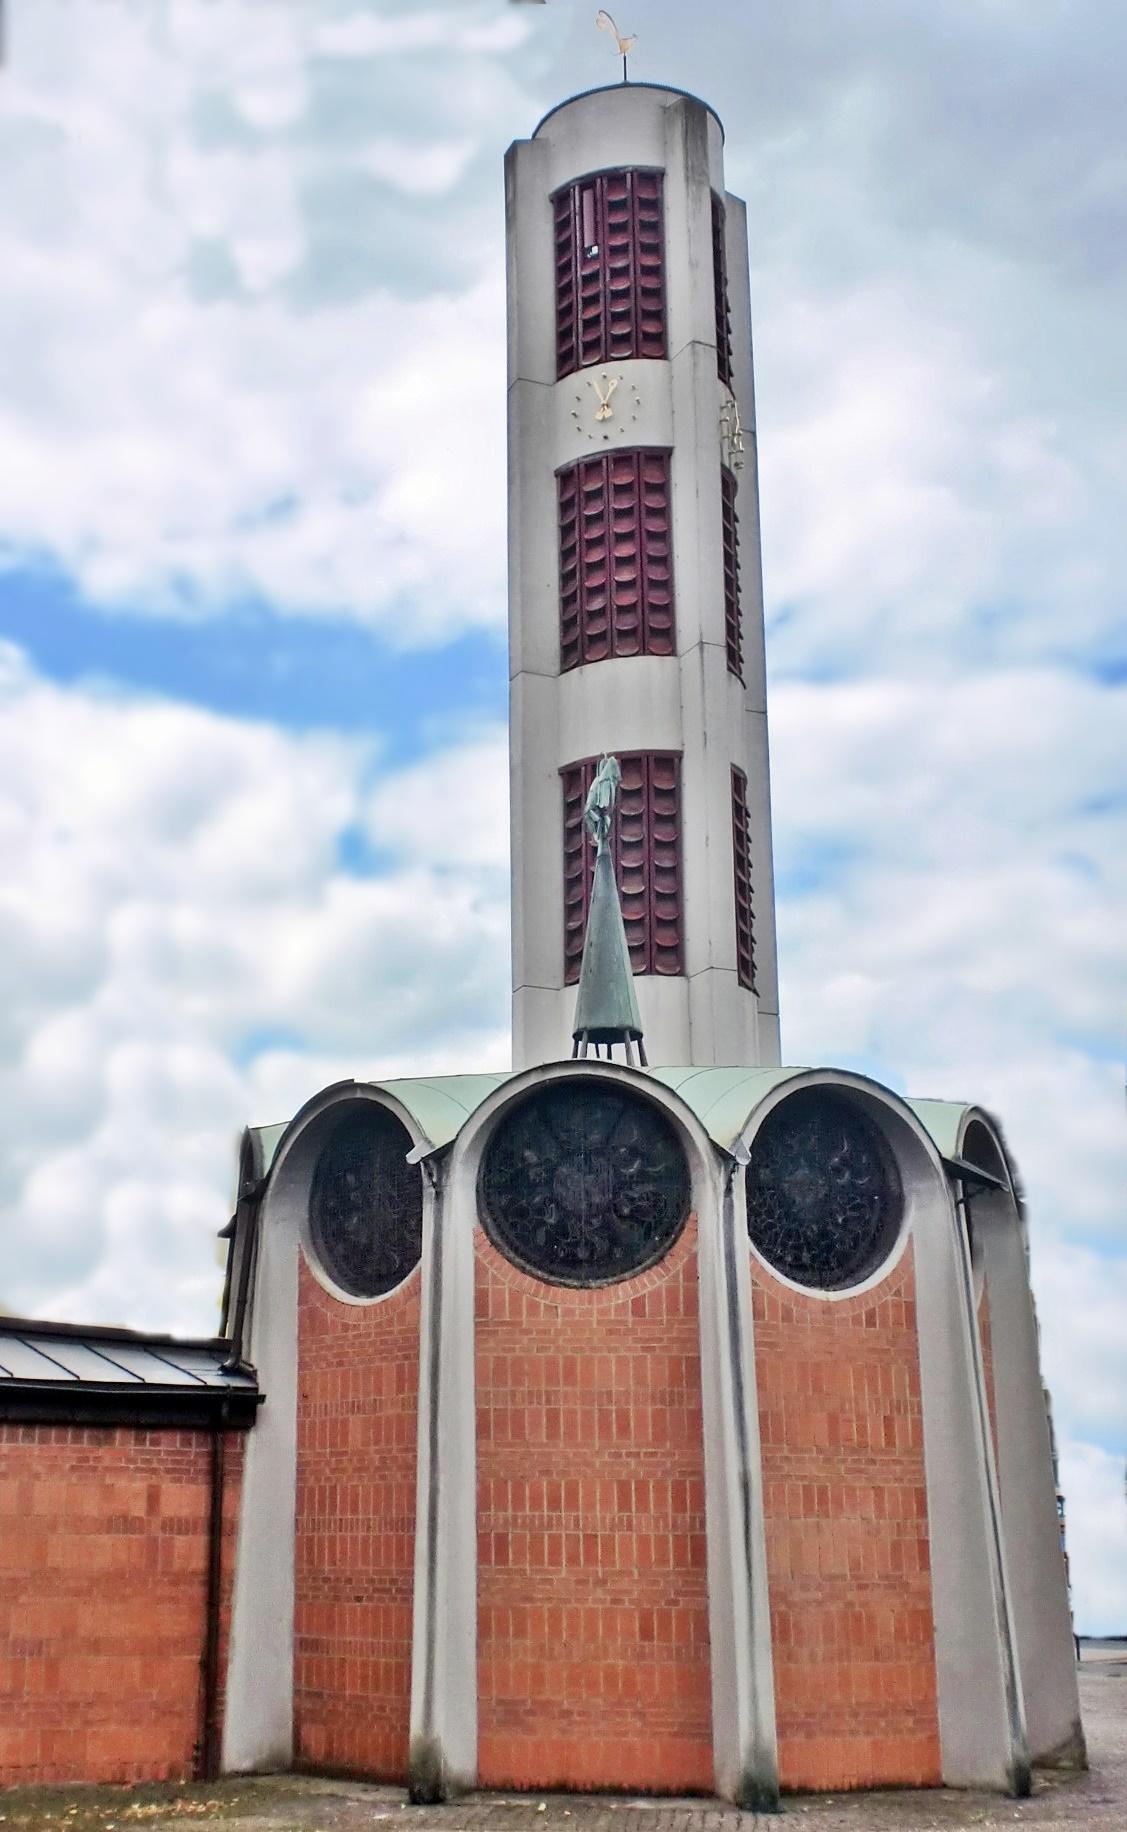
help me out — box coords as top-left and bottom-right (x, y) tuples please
(0, 1315), (260, 1429)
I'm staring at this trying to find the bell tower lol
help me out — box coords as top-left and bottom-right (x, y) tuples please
(506, 81), (781, 1070)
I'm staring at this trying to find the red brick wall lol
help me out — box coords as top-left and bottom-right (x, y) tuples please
(0, 1423), (243, 1786)
(752, 1246), (941, 1792)
(293, 1256), (420, 1779)
(475, 1221), (712, 1794)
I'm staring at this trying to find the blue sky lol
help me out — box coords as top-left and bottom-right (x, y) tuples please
(0, 0), (1124, 1632)
(2, 564), (506, 747)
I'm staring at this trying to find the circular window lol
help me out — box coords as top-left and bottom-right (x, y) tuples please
(746, 1091), (901, 1291)
(480, 1082), (690, 1286)
(309, 1106), (422, 1298)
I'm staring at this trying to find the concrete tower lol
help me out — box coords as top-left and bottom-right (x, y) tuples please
(507, 82), (781, 1071)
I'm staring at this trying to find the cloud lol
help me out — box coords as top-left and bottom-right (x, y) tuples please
(1058, 1442), (1127, 1637)
(0, 0), (543, 636)
(365, 728), (509, 869)
(0, 643), (509, 1331)
(4, 0), (1124, 677)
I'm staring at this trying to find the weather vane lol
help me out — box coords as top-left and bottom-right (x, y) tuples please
(596, 10), (637, 83)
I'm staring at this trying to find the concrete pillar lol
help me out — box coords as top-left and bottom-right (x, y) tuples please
(507, 84), (780, 1071)
(408, 1149), (479, 1799)
(958, 1117), (1085, 1768)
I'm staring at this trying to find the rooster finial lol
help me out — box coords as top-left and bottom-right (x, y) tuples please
(596, 10), (637, 82)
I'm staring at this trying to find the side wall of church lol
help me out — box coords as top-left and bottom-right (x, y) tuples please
(978, 1288), (1000, 1466)
(0, 1424), (244, 1786)
(292, 1257), (419, 1780)
(474, 1221), (713, 1794)
(752, 1247), (941, 1792)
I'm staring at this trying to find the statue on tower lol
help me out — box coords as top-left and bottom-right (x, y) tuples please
(584, 752), (622, 850)
(572, 753), (646, 1065)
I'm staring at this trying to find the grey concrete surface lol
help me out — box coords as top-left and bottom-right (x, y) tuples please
(2, 1648), (1123, 1832)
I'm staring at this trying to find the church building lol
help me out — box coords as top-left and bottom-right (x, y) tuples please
(0, 77), (1082, 1811)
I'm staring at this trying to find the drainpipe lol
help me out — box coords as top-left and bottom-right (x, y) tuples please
(200, 1395), (231, 1781)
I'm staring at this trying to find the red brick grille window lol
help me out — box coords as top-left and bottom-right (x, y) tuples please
(721, 466), (743, 682)
(712, 192), (733, 389)
(731, 764), (757, 991)
(562, 752), (683, 982)
(558, 449), (674, 669)
(554, 169), (666, 379)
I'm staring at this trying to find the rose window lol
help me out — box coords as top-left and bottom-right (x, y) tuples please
(746, 1092), (900, 1290)
(309, 1106), (422, 1298)
(480, 1082), (689, 1285)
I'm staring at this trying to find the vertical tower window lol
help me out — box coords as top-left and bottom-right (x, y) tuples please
(554, 169), (667, 379)
(731, 765), (757, 992)
(712, 192), (734, 390)
(721, 467), (743, 681)
(561, 752), (683, 983)
(558, 450), (675, 670)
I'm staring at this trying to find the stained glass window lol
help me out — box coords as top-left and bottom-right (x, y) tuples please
(480, 1082), (690, 1286)
(746, 1092), (901, 1290)
(309, 1106), (422, 1298)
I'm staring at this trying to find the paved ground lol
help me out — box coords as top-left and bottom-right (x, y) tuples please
(3, 1648), (1123, 1832)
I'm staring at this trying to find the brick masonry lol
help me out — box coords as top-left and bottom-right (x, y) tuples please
(752, 1245), (941, 1793)
(293, 1256), (420, 1781)
(0, 1423), (243, 1786)
(475, 1220), (713, 1795)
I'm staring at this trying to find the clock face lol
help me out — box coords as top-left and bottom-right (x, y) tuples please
(569, 370), (643, 444)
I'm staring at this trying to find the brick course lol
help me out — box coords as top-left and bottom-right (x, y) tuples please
(293, 1256), (420, 1781)
(0, 1423), (243, 1786)
(752, 1246), (941, 1792)
(475, 1221), (712, 1795)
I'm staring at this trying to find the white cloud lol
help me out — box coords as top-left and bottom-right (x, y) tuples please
(1058, 1442), (1127, 1638)
(1, 0), (1123, 684)
(755, 272), (1123, 675)
(365, 728), (509, 869)
(0, 644), (509, 1331)
(0, 0), (532, 636)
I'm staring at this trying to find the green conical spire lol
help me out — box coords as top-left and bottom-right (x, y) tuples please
(572, 756), (646, 1065)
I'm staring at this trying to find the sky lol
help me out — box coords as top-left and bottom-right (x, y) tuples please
(0, 0), (1123, 1633)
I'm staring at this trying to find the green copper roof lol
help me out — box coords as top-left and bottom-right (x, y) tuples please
(250, 1122), (289, 1178)
(249, 1070), (979, 1178)
(376, 1073), (513, 1147)
(648, 1066), (805, 1149)
(905, 1097), (973, 1158)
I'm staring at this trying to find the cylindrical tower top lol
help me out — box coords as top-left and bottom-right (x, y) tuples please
(532, 81), (726, 143)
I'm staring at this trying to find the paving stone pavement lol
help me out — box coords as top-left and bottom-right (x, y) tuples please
(2, 1651), (1122, 1832)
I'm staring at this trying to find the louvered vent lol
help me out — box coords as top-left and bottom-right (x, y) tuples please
(712, 192), (734, 389)
(561, 752), (683, 984)
(554, 170), (667, 379)
(731, 765), (757, 991)
(558, 450), (674, 670)
(721, 466), (743, 682)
